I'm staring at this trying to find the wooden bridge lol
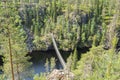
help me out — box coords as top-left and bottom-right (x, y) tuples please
(48, 33), (74, 80)
(51, 33), (66, 69)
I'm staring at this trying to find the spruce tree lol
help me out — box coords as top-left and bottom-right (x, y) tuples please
(71, 48), (78, 70)
(50, 57), (55, 71)
(0, 2), (32, 80)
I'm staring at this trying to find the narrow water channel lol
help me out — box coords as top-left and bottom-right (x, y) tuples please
(29, 47), (89, 74)
(29, 50), (70, 73)
(26, 50), (71, 80)
(0, 47), (89, 80)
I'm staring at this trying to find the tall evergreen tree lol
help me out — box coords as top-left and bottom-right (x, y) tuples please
(0, 2), (32, 80)
(71, 48), (78, 70)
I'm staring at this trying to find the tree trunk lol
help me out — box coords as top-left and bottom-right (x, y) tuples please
(8, 28), (15, 80)
(16, 64), (20, 80)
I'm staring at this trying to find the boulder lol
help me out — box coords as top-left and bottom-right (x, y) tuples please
(47, 69), (74, 80)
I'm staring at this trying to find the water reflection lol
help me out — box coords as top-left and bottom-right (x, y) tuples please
(0, 50), (71, 80)
(26, 50), (70, 80)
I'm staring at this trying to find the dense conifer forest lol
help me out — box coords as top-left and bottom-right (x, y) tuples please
(0, 0), (120, 80)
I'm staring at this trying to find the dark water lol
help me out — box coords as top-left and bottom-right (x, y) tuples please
(0, 47), (89, 80)
(28, 47), (89, 79)
(26, 50), (71, 80)
(29, 50), (70, 73)
(0, 50), (70, 80)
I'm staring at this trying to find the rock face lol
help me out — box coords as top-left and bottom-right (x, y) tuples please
(47, 69), (74, 80)
(23, 26), (34, 52)
(18, 4), (47, 51)
(69, 10), (93, 25)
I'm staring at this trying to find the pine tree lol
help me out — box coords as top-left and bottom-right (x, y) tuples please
(66, 53), (72, 71)
(45, 58), (49, 74)
(0, 2), (32, 80)
(50, 57), (56, 71)
(71, 48), (78, 70)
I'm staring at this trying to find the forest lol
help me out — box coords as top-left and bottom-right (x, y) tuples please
(0, 0), (120, 80)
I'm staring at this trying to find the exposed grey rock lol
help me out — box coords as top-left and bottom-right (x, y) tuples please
(18, 4), (47, 52)
(23, 26), (34, 52)
(47, 69), (74, 80)
(69, 10), (90, 25)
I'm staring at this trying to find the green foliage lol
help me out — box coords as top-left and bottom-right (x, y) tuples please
(33, 73), (46, 80)
(45, 58), (49, 73)
(50, 57), (56, 71)
(73, 46), (120, 80)
(4, 0), (118, 51)
(45, 57), (56, 73)
(112, 34), (119, 49)
(0, 2), (33, 80)
(0, 75), (6, 80)
(71, 48), (78, 70)
(66, 53), (72, 71)
(0, 0), (120, 79)
(66, 48), (78, 71)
